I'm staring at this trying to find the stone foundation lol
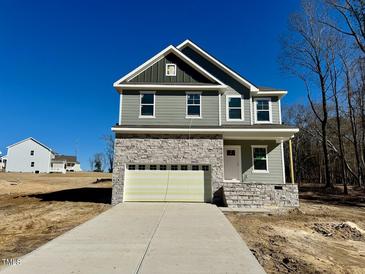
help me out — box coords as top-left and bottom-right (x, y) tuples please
(223, 182), (299, 208)
(112, 134), (224, 205)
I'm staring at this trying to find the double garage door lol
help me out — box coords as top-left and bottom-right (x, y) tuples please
(124, 164), (211, 202)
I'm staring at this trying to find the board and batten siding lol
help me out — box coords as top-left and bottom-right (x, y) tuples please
(224, 140), (284, 184)
(121, 90), (219, 126)
(128, 53), (214, 84)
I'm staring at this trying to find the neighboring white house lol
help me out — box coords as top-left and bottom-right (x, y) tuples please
(51, 155), (82, 174)
(5, 137), (81, 173)
(6, 138), (54, 173)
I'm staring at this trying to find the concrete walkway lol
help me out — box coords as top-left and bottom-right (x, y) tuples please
(1, 203), (265, 274)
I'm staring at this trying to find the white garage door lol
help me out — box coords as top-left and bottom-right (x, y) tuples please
(124, 164), (211, 202)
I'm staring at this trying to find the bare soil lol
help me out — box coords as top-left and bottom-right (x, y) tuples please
(226, 186), (365, 274)
(0, 172), (112, 265)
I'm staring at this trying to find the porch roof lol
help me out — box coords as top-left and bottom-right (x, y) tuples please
(112, 124), (299, 141)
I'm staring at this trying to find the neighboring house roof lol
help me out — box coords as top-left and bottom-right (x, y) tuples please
(6, 137), (53, 152)
(113, 45), (227, 91)
(177, 39), (259, 92)
(53, 155), (79, 164)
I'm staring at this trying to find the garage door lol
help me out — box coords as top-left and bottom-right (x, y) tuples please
(123, 164), (211, 202)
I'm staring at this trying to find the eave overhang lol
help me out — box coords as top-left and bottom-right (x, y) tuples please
(111, 126), (299, 141)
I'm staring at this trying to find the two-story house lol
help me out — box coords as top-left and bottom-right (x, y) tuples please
(5, 137), (81, 174)
(112, 40), (299, 208)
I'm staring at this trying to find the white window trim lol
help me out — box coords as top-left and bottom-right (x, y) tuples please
(254, 97), (272, 124)
(165, 63), (176, 76)
(139, 91), (156, 118)
(278, 98), (282, 124)
(218, 93), (222, 126)
(226, 95), (244, 121)
(119, 93), (123, 125)
(186, 92), (202, 119)
(251, 145), (269, 173)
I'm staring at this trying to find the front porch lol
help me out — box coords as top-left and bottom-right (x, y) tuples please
(221, 138), (298, 208)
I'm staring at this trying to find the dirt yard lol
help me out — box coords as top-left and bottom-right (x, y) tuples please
(0, 172), (112, 266)
(226, 187), (365, 274)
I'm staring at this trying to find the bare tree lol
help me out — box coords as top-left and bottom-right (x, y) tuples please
(280, 0), (338, 188)
(90, 153), (105, 172)
(102, 134), (114, 173)
(324, 0), (365, 54)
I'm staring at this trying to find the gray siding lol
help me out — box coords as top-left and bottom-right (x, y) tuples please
(221, 87), (251, 125)
(121, 90), (219, 126)
(224, 140), (284, 184)
(129, 53), (214, 84)
(252, 96), (280, 124)
(181, 46), (282, 125)
(181, 46), (253, 124)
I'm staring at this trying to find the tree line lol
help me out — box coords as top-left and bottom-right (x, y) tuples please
(281, 0), (365, 193)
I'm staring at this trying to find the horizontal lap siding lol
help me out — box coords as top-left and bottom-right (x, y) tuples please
(221, 88), (251, 125)
(121, 90), (219, 126)
(181, 47), (255, 124)
(252, 96), (280, 124)
(224, 140), (284, 184)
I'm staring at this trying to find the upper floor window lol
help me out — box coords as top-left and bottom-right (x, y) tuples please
(165, 64), (176, 76)
(31, 162), (35, 167)
(140, 92), (155, 118)
(226, 96), (244, 121)
(186, 92), (201, 118)
(30, 150), (34, 156)
(254, 98), (272, 123)
(252, 146), (268, 173)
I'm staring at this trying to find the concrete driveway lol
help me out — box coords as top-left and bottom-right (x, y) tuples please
(1, 203), (265, 274)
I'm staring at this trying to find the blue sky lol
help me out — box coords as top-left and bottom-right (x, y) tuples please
(0, 0), (305, 170)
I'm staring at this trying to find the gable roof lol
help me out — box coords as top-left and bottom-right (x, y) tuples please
(7, 137), (53, 152)
(113, 45), (227, 91)
(177, 39), (259, 92)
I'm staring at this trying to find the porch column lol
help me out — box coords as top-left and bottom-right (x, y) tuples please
(289, 139), (295, 184)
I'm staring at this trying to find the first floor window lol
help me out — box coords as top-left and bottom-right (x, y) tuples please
(150, 165), (157, 170)
(31, 162), (35, 167)
(252, 146), (268, 172)
(192, 165), (199, 170)
(227, 96), (243, 120)
(171, 165), (178, 170)
(255, 98), (271, 123)
(140, 92), (155, 117)
(138, 165), (145, 170)
(128, 165), (136, 170)
(160, 165), (167, 170)
(186, 93), (201, 117)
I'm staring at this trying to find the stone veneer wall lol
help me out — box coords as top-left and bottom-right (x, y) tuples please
(224, 182), (299, 208)
(112, 134), (224, 205)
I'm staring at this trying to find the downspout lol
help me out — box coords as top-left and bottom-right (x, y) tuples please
(218, 93), (222, 126)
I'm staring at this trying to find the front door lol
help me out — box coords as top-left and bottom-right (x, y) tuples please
(224, 146), (241, 181)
